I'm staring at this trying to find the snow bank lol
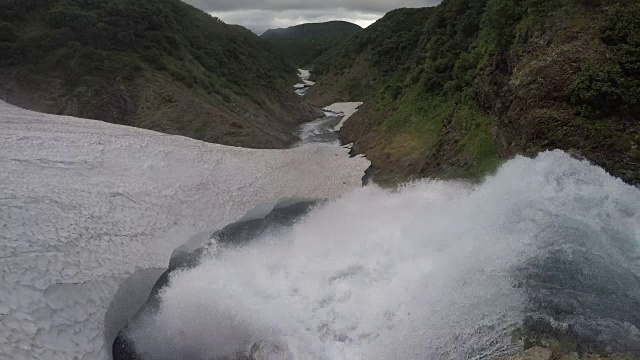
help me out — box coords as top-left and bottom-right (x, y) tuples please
(297, 69), (310, 80)
(0, 101), (369, 360)
(324, 102), (364, 131)
(294, 69), (314, 96)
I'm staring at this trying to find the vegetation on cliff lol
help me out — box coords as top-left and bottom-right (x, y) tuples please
(0, 0), (319, 148)
(261, 21), (362, 68)
(309, 0), (640, 185)
(570, 2), (640, 119)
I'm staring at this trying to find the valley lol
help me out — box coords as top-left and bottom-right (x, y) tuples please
(0, 0), (639, 359)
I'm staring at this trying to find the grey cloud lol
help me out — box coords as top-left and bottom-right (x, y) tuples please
(210, 8), (383, 34)
(184, 0), (436, 13)
(184, 0), (443, 34)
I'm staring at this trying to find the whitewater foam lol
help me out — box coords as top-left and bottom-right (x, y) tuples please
(128, 151), (640, 359)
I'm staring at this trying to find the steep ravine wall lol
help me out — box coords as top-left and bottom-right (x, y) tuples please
(308, 0), (640, 186)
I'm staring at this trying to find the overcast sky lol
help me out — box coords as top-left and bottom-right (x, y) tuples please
(183, 0), (441, 34)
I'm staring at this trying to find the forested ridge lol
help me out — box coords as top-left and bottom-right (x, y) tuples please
(309, 0), (640, 185)
(261, 21), (362, 68)
(0, 0), (320, 148)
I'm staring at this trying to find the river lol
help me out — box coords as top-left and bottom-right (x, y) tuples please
(292, 70), (363, 148)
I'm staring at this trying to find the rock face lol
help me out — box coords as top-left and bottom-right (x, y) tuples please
(208, 341), (292, 360)
(480, 20), (639, 186)
(0, 101), (370, 360)
(502, 347), (553, 360)
(113, 202), (316, 359)
(502, 347), (636, 360)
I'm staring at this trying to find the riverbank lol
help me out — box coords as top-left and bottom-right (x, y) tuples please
(291, 70), (366, 151)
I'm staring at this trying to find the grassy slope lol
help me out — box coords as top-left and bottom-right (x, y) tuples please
(309, 0), (640, 185)
(261, 21), (362, 68)
(0, 0), (321, 148)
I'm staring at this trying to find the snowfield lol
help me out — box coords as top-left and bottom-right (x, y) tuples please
(323, 102), (364, 131)
(0, 101), (369, 360)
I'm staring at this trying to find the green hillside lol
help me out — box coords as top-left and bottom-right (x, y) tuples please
(261, 21), (362, 68)
(309, 0), (640, 185)
(0, 0), (320, 148)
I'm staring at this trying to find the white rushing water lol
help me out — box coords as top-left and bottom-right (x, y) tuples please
(294, 69), (315, 97)
(295, 103), (363, 147)
(292, 69), (363, 148)
(129, 151), (640, 360)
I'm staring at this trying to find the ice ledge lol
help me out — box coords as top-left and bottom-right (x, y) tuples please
(0, 101), (370, 360)
(323, 102), (364, 131)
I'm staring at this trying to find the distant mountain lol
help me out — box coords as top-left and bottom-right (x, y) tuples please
(308, 0), (640, 186)
(261, 21), (362, 67)
(0, 0), (320, 148)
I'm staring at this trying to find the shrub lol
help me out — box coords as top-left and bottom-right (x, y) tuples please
(0, 22), (17, 42)
(570, 63), (625, 118)
(0, 42), (22, 65)
(0, 0), (300, 120)
(601, 2), (640, 76)
(570, 2), (640, 119)
(479, 0), (522, 52)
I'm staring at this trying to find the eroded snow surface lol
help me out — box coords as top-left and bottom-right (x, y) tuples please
(0, 101), (369, 360)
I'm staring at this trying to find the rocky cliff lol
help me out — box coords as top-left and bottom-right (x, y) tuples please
(309, 0), (640, 185)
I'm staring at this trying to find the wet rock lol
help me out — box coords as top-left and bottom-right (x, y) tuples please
(558, 353), (580, 360)
(113, 202), (317, 360)
(210, 341), (292, 360)
(505, 347), (553, 360)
